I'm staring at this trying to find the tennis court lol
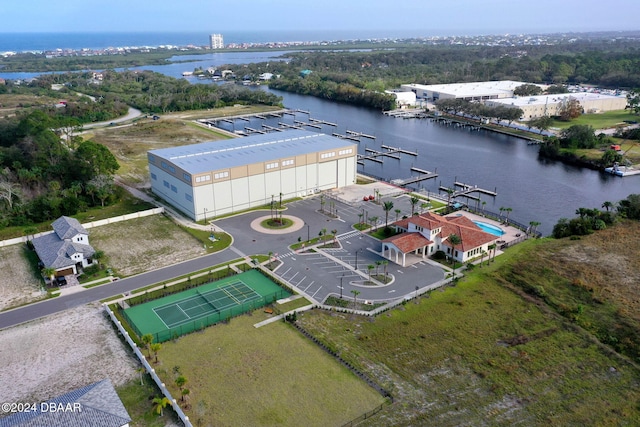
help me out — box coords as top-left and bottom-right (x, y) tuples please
(153, 281), (262, 329)
(123, 270), (291, 342)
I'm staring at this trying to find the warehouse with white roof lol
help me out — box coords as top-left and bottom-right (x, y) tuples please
(485, 92), (628, 119)
(148, 130), (358, 220)
(401, 80), (537, 102)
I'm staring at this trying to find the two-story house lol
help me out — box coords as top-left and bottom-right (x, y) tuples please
(31, 216), (96, 278)
(381, 212), (498, 267)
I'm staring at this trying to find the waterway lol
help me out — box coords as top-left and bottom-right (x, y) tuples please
(2, 52), (638, 235)
(215, 89), (639, 236)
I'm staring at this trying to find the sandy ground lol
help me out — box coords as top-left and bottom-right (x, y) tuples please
(88, 214), (206, 277)
(0, 245), (44, 311)
(0, 303), (138, 403)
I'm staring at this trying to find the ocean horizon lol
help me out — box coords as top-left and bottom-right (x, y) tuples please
(0, 28), (570, 53)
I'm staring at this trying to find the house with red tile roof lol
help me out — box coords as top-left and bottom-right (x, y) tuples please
(381, 212), (498, 266)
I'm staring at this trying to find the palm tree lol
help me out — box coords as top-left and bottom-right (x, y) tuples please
(382, 260), (389, 280)
(394, 208), (401, 222)
(487, 243), (497, 263)
(319, 194), (326, 213)
(351, 289), (361, 307)
(505, 207), (513, 223)
(331, 229), (338, 243)
(42, 267), (56, 284)
(136, 366), (146, 386)
(446, 188), (454, 209)
(409, 196), (420, 216)
(375, 260), (382, 276)
(93, 250), (105, 269)
(481, 201), (486, 214)
(150, 342), (162, 363)
(448, 234), (462, 279)
(383, 201), (394, 228)
(175, 375), (187, 397)
(141, 334), (154, 358)
(480, 250), (487, 266)
(367, 264), (375, 281)
(528, 221), (541, 235)
(369, 216), (379, 230)
(358, 212), (364, 225)
(152, 396), (170, 416)
(499, 207), (505, 219)
(602, 201), (613, 212)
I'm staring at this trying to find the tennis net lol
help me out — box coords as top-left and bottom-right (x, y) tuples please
(196, 289), (220, 313)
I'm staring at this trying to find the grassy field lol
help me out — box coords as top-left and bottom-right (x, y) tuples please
(89, 105), (284, 187)
(156, 313), (386, 427)
(297, 221), (640, 426)
(567, 138), (640, 164)
(550, 110), (639, 130)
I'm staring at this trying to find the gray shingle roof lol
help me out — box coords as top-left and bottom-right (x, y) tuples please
(0, 379), (131, 427)
(31, 234), (95, 270)
(31, 217), (95, 270)
(52, 216), (88, 240)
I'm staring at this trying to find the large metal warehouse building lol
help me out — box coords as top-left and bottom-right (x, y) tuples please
(148, 129), (358, 220)
(485, 92), (628, 119)
(400, 80), (535, 102)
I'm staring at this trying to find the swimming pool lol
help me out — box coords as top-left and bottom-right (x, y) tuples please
(473, 221), (505, 236)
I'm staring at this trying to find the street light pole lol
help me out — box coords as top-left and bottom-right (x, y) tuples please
(354, 249), (361, 271)
(305, 222), (310, 242)
(204, 207), (207, 223)
(340, 275), (344, 299)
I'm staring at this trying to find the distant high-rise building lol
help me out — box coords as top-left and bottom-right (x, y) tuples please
(209, 34), (224, 49)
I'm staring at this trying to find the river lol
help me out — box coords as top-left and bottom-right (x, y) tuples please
(215, 89), (639, 236)
(2, 52), (638, 235)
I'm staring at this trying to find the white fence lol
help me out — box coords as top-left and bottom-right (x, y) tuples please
(0, 207), (164, 248)
(104, 304), (192, 427)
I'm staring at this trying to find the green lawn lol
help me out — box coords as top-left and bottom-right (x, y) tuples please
(297, 239), (640, 426)
(156, 314), (386, 427)
(550, 110), (638, 130)
(0, 191), (154, 241)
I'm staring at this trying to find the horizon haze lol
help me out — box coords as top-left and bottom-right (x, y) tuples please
(3, 0), (639, 36)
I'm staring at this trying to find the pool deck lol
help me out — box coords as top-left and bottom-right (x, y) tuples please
(444, 210), (526, 253)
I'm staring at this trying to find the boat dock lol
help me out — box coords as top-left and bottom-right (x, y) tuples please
(391, 169), (439, 187)
(310, 118), (337, 127)
(440, 181), (497, 201)
(346, 130), (376, 139)
(381, 145), (418, 156)
(294, 120), (322, 130)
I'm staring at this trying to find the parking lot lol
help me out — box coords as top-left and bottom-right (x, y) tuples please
(215, 192), (446, 304)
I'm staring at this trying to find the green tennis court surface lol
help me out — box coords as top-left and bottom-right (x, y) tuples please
(123, 270), (291, 342)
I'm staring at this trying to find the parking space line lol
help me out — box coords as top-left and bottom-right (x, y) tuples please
(311, 286), (323, 298)
(289, 272), (299, 281)
(304, 281), (315, 291)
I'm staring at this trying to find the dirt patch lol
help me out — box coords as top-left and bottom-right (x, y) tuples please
(0, 245), (44, 311)
(0, 303), (138, 403)
(89, 215), (206, 277)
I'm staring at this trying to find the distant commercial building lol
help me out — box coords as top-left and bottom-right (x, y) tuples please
(485, 93), (628, 119)
(209, 34), (224, 49)
(385, 90), (417, 108)
(148, 130), (358, 220)
(401, 80), (537, 102)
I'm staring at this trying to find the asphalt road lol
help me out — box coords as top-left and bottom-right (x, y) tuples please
(0, 250), (236, 330)
(0, 194), (446, 330)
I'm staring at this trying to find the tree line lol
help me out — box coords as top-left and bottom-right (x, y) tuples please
(234, 38), (640, 110)
(552, 194), (640, 238)
(0, 110), (120, 227)
(35, 71), (283, 114)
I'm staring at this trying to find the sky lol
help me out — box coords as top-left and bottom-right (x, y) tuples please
(2, 0), (639, 35)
